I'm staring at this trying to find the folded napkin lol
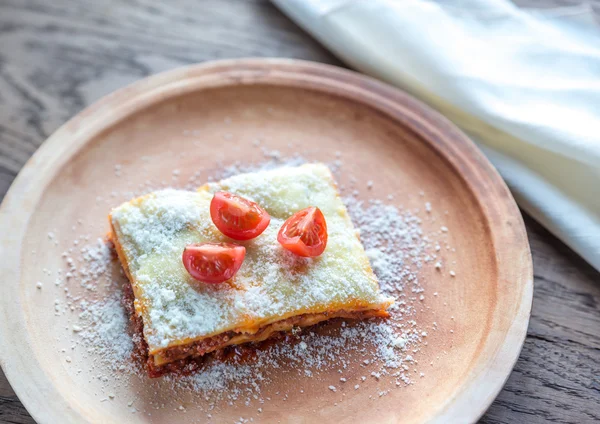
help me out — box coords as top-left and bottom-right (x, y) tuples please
(273, 0), (600, 272)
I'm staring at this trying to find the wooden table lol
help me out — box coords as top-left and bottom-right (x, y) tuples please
(0, 1), (598, 423)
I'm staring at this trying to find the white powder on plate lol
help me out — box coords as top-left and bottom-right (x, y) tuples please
(77, 288), (134, 374)
(53, 153), (444, 418)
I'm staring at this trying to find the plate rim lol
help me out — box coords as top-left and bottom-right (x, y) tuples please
(0, 58), (533, 424)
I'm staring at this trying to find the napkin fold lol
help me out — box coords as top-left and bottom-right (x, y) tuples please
(273, 0), (600, 271)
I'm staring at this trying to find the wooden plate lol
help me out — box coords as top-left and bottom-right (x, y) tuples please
(0, 59), (532, 423)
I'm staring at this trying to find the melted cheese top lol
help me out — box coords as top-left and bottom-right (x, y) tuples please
(110, 163), (393, 353)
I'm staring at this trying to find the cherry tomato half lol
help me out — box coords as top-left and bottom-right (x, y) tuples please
(210, 191), (270, 240)
(277, 206), (328, 257)
(182, 242), (245, 284)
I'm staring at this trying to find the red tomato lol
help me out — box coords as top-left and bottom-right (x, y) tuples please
(277, 207), (328, 257)
(182, 243), (245, 284)
(210, 191), (271, 240)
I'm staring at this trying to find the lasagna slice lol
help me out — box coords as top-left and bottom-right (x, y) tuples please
(109, 163), (393, 377)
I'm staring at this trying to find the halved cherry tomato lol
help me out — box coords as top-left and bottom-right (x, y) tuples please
(210, 191), (271, 240)
(182, 242), (245, 284)
(277, 206), (328, 257)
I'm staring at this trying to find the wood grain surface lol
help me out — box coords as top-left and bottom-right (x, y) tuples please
(0, 1), (598, 423)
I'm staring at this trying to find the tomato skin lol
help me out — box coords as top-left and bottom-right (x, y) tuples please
(210, 192), (271, 241)
(277, 207), (328, 257)
(182, 242), (245, 284)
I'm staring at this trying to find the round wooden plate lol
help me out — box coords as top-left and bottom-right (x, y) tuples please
(0, 59), (532, 423)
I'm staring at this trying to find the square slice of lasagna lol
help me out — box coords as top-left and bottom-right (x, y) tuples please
(109, 163), (393, 376)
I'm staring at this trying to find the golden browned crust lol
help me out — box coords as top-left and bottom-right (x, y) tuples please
(152, 308), (387, 366)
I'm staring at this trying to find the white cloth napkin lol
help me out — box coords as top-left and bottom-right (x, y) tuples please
(273, 0), (600, 272)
